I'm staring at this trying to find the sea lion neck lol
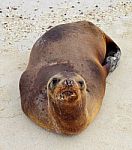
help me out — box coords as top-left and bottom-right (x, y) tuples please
(48, 94), (89, 134)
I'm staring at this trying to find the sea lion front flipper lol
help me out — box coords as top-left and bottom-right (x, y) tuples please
(103, 34), (121, 73)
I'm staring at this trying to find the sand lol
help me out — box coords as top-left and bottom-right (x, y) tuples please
(0, 0), (132, 149)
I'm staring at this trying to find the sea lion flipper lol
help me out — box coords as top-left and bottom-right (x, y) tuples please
(103, 33), (121, 73)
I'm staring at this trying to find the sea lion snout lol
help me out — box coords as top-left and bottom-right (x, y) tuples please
(63, 79), (74, 87)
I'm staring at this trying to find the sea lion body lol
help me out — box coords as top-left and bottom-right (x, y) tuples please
(20, 21), (121, 135)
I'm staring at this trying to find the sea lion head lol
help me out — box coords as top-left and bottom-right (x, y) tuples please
(47, 71), (88, 134)
(47, 71), (87, 104)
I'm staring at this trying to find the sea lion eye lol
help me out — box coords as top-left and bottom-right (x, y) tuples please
(49, 78), (60, 90)
(78, 80), (85, 89)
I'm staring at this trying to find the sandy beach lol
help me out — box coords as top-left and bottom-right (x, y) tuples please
(0, 0), (132, 149)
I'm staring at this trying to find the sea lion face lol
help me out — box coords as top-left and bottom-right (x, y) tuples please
(47, 72), (87, 103)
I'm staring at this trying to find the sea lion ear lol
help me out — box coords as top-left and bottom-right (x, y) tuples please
(48, 77), (61, 90)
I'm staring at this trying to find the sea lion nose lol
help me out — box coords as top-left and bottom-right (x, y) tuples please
(63, 79), (74, 87)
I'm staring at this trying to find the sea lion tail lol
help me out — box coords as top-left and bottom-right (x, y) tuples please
(103, 33), (121, 73)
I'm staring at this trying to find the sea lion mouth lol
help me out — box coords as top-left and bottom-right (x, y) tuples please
(62, 90), (76, 97)
(58, 90), (78, 102)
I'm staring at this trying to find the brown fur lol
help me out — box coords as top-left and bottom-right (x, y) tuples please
(20, 21), (116, 135)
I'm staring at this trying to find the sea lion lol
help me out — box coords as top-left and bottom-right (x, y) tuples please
(19, 21), (121, 135)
